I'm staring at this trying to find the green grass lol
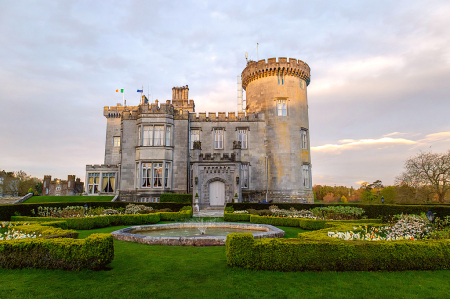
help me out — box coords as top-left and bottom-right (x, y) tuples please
(1, 222), (449, 298)
(24, 196), (114, 204)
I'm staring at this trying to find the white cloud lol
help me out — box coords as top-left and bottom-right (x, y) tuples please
(312, 136), (416, 153)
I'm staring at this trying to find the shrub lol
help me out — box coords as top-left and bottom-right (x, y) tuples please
(160, 210), (192, 221)
(160, 194), (192, 204)
(226, 233), (450, 271)
(0, 233), (113, 270)
(249, 215), (326, 230)
(11, 214), (161, 230)
(224, 213), (251, 222)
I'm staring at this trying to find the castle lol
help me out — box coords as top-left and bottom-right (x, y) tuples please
(85, 57), (313, 206)
(42, 175), (84, 196)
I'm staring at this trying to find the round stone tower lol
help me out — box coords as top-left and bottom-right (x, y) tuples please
(241, 57), (313, 203)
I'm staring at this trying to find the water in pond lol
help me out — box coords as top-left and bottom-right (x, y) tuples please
(132, 227), (267, 237)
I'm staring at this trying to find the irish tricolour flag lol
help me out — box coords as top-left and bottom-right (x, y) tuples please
(116, 89), (124, 93)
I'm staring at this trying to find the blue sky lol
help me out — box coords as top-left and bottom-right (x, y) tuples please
(1, 0), (449, 188)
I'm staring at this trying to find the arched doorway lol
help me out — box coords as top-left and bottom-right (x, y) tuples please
(209, 181), (225, 206)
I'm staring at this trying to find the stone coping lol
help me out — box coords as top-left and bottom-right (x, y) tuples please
(111, 222), (285, 246)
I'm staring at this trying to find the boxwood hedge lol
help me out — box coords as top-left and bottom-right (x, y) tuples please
(226, 222), (450, 271)
(0, 233), (113, 270)
(160, 194), (192, 204)
(226, 203), (450, 219)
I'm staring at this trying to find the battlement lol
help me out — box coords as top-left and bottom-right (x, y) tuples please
(241, 57), (311, 90)
(86, 164), (119, 170)
(104, 105), (139, 118)
(172, 85), (189, 100)
(189, 112), (263, 122)
(198, 153), (236, 162)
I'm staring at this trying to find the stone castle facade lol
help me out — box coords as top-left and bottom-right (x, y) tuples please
(85, 57), (313, 206)
(42, 175), (84, 196)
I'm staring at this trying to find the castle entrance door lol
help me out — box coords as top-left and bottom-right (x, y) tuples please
(209, 181), (225, 206)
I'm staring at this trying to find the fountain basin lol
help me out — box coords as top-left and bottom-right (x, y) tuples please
(111, 222), (285, 246)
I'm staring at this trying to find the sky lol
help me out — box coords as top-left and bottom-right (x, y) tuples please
(1, 0), (449, 188)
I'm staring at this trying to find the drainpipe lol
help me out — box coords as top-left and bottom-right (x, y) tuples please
(265, 156), (268, 202)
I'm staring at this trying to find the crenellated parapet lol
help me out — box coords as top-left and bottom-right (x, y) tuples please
(104, 105), (139, 118)
(241, 57), (311, 90)
(189, 112), (264, 122)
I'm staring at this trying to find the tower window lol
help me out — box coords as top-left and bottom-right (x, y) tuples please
(238, 129), (248, 149)
(142, 163), (152, 187)
(214, 128), (224, 149)
(303, 165), (311, 189)
(277, 99), (287, 116)
(277, 70), (284, 85)
(301, 129), (308, 149)
(300, 79), (305, 89)
(153, 163), (163, 188)
(154, 126), (164, 146)
(143, 126), (153, 146)
(113, 136), (120, 147)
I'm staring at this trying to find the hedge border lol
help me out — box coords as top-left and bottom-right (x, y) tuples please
(226, 203), (450, 219)
(226, 219), (450, 271)
(0, 233), (113, 270)
(0, 202), (190, 221)
(160, 194), (192, 204)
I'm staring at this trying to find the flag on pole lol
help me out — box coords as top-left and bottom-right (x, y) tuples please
(137, 89), (143, 92)
(116, 89), (124, 93)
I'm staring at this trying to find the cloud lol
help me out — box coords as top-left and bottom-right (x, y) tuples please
(312, 136), (417, 153)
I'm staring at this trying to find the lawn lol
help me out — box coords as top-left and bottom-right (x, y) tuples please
(1, 222), (449, 298)
(24, 195), (115, 203)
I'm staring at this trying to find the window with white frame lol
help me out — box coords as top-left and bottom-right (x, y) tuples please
(46, 188), (49, 195)
(301, 129), (308, 150)
(277, 69), (284, 85)
(214, 128), (224, 149)
(164, 162), (170, 188)
(302, 165), (311, 189)
(241, 164), (249, 188)
(88, 173), (100, 194)
(190, 129), (200, 149)
(154, 126), (164, 146)
(277, 99), (287, 116)
(165, 126), (172, 146)
(238, 129), (248, 149)
(142, 163), (152, 187)
(153, 163), (163, 187)
(143, 126), (153, 146)
(56, 186), (61, 191)
(102, 173), (116, 193)
(113, 136), (120, 147)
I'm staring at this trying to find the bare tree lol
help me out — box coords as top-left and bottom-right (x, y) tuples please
(395, 150), (450, 203)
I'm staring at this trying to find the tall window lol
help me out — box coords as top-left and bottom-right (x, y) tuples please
(88, 173), (100, 194)
(142, 163), (152, 187)
(164, 163), (170, 188)
(143, 126), (153, 146)
(165, 126), (172, 146)
(154, 126), (164, 146)
(300, 79), (305, 89)
(301, 129), (308, 149)
(277, 99), (287, 116)
(190, 165), (193, 188)
(138, 126), (141, 145)
(102, 173), (116, 193)
(277, 69), (284, 85)
(241, 164), (249, 188)
(190, 129), (200, 149)
(153, 163), (163, 187)
(303, 165), (310, 189)
(214, 129), (224, 149)
(238, 129), (248, 149)
(113, 137), (120, 147)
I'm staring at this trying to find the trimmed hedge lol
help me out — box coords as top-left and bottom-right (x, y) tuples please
(0, 233), (114, 270)
(15, 222), (79, 239)
(226, 233), (450, 271)
(11, 213), (162, 230)
(224, 213), (251, 222)
(249, 215), (327, 230)
(160, 209), (193, 221)
(160, 194), (192, 204)
(0, 202), (189, 221)
(226, 203), (450, 219)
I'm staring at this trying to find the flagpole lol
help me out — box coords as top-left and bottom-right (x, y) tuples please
(123, 90), (125, 106)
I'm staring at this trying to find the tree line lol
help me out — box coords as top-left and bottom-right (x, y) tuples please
(0, 170), (43, 197)
(314, 150), (450, 204)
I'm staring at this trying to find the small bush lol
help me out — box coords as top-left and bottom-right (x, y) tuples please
(224, 213), (251, 222)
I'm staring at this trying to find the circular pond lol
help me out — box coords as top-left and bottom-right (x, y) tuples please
(111, 222), (285, 246)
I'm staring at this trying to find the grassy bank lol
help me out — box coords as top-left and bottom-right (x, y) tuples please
(1, 223), (449, 298)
